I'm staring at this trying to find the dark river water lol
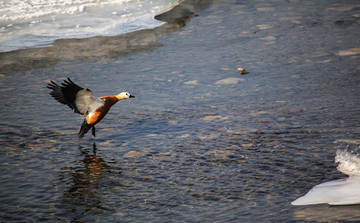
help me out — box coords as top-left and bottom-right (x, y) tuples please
(1, 0), (360, 222)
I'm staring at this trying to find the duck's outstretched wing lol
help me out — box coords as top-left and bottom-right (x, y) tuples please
(47, 78), (103, 115)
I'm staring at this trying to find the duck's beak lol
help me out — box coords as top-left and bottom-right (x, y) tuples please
(129, 95), (135, 98)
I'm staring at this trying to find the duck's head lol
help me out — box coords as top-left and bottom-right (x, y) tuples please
(116, 92), (135, 100)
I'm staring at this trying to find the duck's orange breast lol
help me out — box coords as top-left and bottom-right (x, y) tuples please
(86, 106), (109, 125)
(86, 96), (118, 125)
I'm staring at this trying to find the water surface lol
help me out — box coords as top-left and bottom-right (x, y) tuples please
(1, 0), (360, 222)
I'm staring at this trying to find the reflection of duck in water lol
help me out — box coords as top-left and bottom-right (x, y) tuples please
(80, 143), (109, 178)
(292, 144), (360, 205)
(47, 78), (135, 137)
(58, 143), (116, 220)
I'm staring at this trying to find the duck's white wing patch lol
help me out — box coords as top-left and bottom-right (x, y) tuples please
(75, 89), (104, 115)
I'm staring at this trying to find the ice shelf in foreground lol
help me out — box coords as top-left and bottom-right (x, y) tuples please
(292, 144), (360, 206)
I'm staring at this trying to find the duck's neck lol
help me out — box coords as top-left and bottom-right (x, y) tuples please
(100, 96), (120, 107)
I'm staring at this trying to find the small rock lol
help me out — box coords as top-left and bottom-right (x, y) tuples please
(237, 68), (250, 75)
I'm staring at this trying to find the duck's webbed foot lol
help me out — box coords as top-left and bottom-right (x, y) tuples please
(92, 126), (96, 137)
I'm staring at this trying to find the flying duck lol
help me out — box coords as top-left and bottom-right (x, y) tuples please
(47, 78), (135, 138)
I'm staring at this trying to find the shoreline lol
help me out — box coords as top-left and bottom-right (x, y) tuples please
(0, 0), (216, 73)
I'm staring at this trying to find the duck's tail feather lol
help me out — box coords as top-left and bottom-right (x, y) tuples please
(78, 120), (93, 138)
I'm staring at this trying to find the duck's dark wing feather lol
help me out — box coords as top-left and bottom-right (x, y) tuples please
(47, 78), (101, 115)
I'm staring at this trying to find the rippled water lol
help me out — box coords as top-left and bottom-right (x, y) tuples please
(1, 0), (360, 222)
